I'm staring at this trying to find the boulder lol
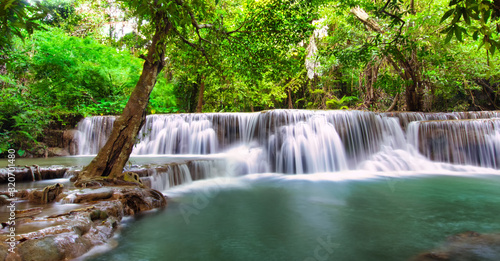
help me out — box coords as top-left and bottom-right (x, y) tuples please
(47, 148), (70, 157)
(115, 187), (167, 215)
(28, 183), (64, 204)
(63, 130), (78, 155)
(18, 236), (63, 261)
(411, 231), (500, 261)
(0, 195), (9, 205)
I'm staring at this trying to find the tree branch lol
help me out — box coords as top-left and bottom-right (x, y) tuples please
(174, 0), (213, 45)
(171, 26), (215, 68)
(378, 0), (406, 43)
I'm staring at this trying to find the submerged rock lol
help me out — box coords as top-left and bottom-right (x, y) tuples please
(411, 231), (500, 261)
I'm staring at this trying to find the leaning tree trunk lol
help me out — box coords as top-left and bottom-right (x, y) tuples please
(75, 19), (172, 186)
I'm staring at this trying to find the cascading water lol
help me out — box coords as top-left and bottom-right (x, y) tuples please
(269, 115), (347, 174)
(75, 116), (115, 155)
(407, 119), (500, 168)
(133, 114), (218, 155)
(72, 110), (500, 189)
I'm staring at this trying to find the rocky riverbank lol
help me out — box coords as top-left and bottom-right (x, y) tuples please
(0, 184), (166, 261)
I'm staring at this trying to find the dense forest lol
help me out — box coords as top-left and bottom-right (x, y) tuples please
(1, 0), (499, 156)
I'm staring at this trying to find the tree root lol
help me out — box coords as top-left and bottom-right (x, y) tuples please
(74, 172), (145, 188)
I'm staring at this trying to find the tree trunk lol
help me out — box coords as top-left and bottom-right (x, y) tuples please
(75, 19), (171, 186)
(398, 54), (423, 111)
(196, 75), (205, 113)
(351, 6), (423, 111)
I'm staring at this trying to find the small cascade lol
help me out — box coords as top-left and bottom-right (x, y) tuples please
(148, 164), (193, 191)
(146, 159), (238, 191)
(407, 119), (500, 168)
(269, 116), (347, 174)
(253, 110), (391, 169)
(224, 145), (270, 175)
(383, 111), (500, 130)
(75, 116), (115, 155)
(133, 114), (218, 155)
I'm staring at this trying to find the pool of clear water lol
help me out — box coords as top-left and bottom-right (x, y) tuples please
(88, 173), (500, 261)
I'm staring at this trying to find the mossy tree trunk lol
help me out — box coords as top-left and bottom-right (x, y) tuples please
(75, 18), (172, 186)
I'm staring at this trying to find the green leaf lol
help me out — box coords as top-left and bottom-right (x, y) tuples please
(18, 150), (25, 157)
(445, 30), (454, 44)
(440, 9), (455, 23)
(440, 26), (452, 34)
(463, 9), (471, 25)
(472, 30), (479, 40)
(484, 9), (491, 23)
(451, 7), (462, 23)
(455, 26), (463, 42)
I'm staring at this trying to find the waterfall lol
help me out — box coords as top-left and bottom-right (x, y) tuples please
(75, 116), (115, 155)
(407, 119), (500, 168)
(72, 110), (500, 175)
(133, 114), (218, 155)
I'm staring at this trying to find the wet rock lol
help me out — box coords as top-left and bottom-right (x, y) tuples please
(2, 186), (166, 261)
(0, 243), (8, 261)
(71, 188), (114, 203)
(18, 236), (63, 261)
(15, 208), (43, 218)
(94, 200), (124, 220)
(410, 231), (500, 261)
(28, 183), (64, 204)
(63, 130), (79, 155)
(43, 130), (65, 148)
(67, 170), (80, 182)
(0, 167), (68, 183)
(115, 187), (167, 215)
(55, 234), (93, 259)
(0, 195), (9, 205)
(140, 177), (152, 188)
(119, 171), (144, 186)
(47, 147), (70, 157)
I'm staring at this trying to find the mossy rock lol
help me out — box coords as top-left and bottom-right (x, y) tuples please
(18, 236), (63, 261)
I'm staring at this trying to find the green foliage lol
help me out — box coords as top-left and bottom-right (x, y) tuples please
(1, 27), (165, 154)
(326, 95), (359, 109)
(0, 0), (48, 49)
(441, 0), (500, 55)
(15, 28), (143, 113)
(0, 84), (51, 153)
(149, 76), (178, 114)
